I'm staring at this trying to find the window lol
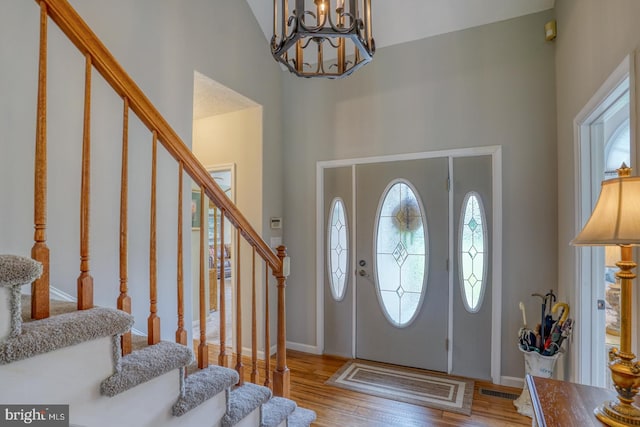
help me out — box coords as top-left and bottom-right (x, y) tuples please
(327, 198), (348, 300)
(374, 180), (428, 327)
(604, 118), (630, 179)
(458, 191), (487, 313)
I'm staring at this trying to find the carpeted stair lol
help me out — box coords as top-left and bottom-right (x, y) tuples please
(173, 365), (240, 416)
(0, 255), (316, 426)
(288, 407), (317, 427)
(1, 306), (133, 365)
(260, 396), (297, 427)
(100, 341), (194, 397)
(222, 382), (273, 426)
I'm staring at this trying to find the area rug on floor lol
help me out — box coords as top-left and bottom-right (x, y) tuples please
(325, 359), (474, 416)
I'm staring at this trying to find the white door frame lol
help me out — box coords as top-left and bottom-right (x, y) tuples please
(573, 53), (636, 385)
(315, 145), (503, 384)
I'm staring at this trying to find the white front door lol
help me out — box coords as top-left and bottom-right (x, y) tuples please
(320, 148), (501, 381)
(355, 158), (449, 371)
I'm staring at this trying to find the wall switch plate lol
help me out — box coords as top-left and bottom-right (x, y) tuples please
(270, 217), (282, 229)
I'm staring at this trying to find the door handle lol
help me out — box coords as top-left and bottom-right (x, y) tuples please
(358, 269), (368, 277)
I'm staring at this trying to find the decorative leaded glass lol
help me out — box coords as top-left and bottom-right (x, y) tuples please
(328, 198), (348, 300)
(374, 180), (428, 327)
(458, 192), (487, 313)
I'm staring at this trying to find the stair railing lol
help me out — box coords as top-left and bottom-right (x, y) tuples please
(29, 0), (290, 398)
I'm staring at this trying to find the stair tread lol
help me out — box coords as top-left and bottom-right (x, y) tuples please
(0, 255), (42, 287)
(100, 341), (193, 397)
(261, 396), (297, 427)
(1, 307), (132, 365)
(172, 365), (239, 416)
(221, 382), (272, 427)
(287, 407), (317, 427)
(20, 294), (77, 323)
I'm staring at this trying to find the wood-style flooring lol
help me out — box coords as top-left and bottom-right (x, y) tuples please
(205, 345), (531, 426)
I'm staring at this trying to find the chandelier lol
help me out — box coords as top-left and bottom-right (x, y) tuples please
(271, 0), (375, 79)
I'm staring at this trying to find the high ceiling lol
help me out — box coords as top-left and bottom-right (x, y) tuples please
(194, 0), (556, 119)
(246, 0), (555, 50)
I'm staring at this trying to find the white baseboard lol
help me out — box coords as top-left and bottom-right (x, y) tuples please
(50, 286), (76, 302)
(500, 375), (524, 389)
(240, 344), (278, 360)
(286, 341), (322, 355)
(48, 286), (145, 336)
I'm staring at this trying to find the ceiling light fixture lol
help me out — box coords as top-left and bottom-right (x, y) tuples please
(271, 0), (375, 79)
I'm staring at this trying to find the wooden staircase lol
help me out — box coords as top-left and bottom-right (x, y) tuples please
(0, 0), (312, 425)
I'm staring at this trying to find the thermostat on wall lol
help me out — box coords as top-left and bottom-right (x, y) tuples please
(270, 217), (282, 229)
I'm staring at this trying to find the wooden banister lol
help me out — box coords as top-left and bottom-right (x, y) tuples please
(273, 246), (290, 398)
(264, 262), (271, 389)
(175, 162), (187, 346)
(251, 248), (258, 384)
(77, 52), (93, 311)
(36, 0), (280, 273)
(147, 131), (160, 345)
(31, 0), (50, 320)
(33, 0), (289, 397)
(198, 187), (208, 368)
(118, 97), (132, 355)
(235, 229), (244, 385)
(218, 211), (228, 367)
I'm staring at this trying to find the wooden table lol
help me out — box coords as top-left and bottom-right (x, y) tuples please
(526, 375), (638, 426)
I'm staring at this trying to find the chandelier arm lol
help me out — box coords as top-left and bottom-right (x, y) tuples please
(299, 38), (314, 49)
(326, 38), (340, 49)
(299, 10), (327, 33)
(328, 11), (356, 33)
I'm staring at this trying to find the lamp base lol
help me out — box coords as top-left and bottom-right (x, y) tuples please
(595, 400), (640, 426)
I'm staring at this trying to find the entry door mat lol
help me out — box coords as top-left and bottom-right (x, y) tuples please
(326, 359), (474, 416)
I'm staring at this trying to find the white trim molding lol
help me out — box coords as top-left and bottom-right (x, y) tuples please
(573, 52), (635, 386)
(316, 145), (503, 384)
(286, 341), (322, 355)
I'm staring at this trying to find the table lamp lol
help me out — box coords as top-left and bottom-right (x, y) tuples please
(572, 164), (640, 426)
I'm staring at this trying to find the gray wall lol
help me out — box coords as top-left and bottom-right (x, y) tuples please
(555, 0), (640, 380)
(0, 0), (283, 341)
(281, 10), (558, 379)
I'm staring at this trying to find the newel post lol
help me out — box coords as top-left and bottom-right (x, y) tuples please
(273, 245), (290, 398)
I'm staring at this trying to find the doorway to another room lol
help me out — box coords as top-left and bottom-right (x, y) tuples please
(574, 54), (633, 388)
(191, 71), (265, 359)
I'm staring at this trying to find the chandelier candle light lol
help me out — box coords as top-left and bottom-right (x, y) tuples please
(572, 164), (640, 426)
(271, 0), (375, 78)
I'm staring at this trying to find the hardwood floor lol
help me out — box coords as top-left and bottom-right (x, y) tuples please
(204, 344), (531, 426)
(285, 350), (530, 427)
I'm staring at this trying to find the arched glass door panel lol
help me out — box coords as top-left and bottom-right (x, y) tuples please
(374, 180), (428, 327)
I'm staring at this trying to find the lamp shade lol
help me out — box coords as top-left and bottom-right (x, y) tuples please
(572, 176), (640, 246)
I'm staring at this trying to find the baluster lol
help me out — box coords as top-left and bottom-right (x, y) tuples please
(118, 98), (132, 355)
(218, 210), (228, 367)
(77, 53), (94, 310)
(175, 162), (187, 345)
(212, 207), (218, 311)
(235, 229), (244, 385)
(148, 131), (160, 345)
(251, 247), (258, 384)
(264, 262), (271, 389)
(198, 186), (209, 368)
(31, 1), (50, 320)
(273, 246), (290, 398)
